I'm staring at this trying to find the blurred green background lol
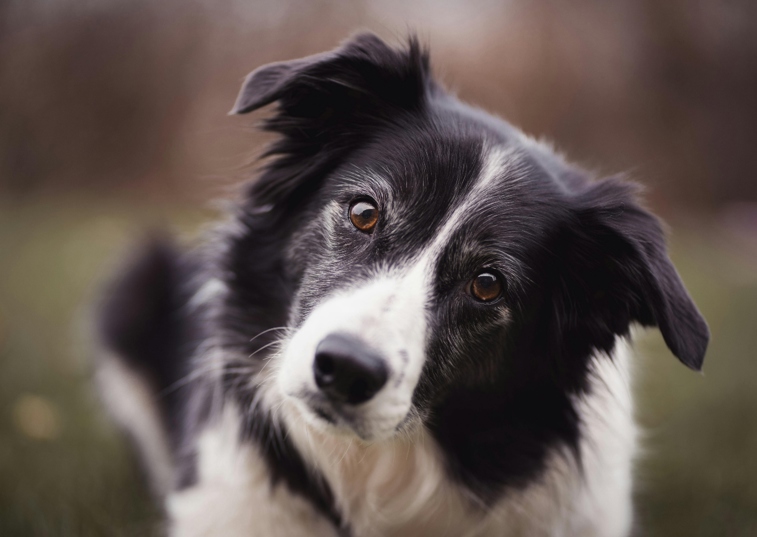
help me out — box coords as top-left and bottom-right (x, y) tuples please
(1, 1), (757, 535)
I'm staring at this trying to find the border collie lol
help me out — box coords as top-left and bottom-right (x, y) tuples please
(96, 33), (709, 537)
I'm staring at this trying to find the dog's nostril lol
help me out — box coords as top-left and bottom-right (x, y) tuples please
(315, 354), (336, 377)
(313, 333), (388, 405)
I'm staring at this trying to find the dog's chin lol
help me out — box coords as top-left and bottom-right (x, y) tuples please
(284, 394), (407, 443)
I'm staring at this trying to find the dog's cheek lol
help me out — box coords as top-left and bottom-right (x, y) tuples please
(276, 329), (317, 398)
(415, 313), (508, 405)
(282, 205), (338, 316)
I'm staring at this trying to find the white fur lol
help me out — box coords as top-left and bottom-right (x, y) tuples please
(188, 277), (228, 312)
(167, 403), (339, 537)
(96, 353), (174, 496)
(165, 340), (635, 537)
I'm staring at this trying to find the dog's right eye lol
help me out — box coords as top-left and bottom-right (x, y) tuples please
(470, 271), (504, 303)
(349, 199), (379, 233)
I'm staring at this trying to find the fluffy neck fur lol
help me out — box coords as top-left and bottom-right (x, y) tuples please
(246, 338), (637, 537)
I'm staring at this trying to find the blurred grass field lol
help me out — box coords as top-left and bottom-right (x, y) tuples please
(1, 196), (756, 536)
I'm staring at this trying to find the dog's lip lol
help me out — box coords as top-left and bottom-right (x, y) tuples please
(291, 390), (411, 441)
(295, 391), (364, 431)
(307, 397), (353, 426)
(311, 404), (338, 425)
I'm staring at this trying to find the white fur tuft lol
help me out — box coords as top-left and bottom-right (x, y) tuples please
(96, 352), (174, 496)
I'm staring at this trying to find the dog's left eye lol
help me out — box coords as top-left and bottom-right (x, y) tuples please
(470, 271), (504, 303)
(349, 199), (379, 233)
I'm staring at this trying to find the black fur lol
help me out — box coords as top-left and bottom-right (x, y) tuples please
(99, 238), (347, 523)
(232, 382), (347, 533)
(98, 237), (201, 453)
(99, 33), (709, 530)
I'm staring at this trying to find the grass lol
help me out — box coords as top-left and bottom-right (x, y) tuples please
(1, 196), (756, 536)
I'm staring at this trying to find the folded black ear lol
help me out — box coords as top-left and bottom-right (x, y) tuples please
(230, 33), (430, 116)
(559, 178), (709, 371)
(230, 55), (326, 115)
(229, 33), (433, 206)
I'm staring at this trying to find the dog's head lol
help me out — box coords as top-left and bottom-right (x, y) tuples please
(226, 34), (709, 444)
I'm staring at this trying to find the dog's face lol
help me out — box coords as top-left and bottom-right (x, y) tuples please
(279, 132), (530, 440)
(227, 34), (709, 446)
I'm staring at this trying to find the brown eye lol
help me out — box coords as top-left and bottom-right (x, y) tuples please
(349, 200), (379, 232)
(471, 271), (503, 302)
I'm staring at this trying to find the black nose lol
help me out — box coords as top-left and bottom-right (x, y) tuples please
(313, 333), (388, 405)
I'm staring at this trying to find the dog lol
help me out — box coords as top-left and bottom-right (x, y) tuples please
(96, 33), (709, 537)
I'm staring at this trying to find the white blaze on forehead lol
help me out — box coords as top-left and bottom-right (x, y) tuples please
(423, 146), (515, 259)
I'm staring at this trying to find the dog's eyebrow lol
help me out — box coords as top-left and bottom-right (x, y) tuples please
(337, 167), (387, 190)
(329, 169), (397, 213)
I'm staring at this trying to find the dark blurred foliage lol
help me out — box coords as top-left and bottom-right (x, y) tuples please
(1, 0), (756, 208)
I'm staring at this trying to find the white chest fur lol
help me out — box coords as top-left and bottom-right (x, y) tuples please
(167, 341), (636, 537)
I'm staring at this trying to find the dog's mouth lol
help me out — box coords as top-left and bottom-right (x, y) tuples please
(311, 404), (338, 425)
(297, 392), (367, 436)
(287, 390), (410, 442)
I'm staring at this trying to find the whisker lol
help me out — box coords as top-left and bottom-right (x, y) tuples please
(247, 339), (284, 361)
(249, 326), (290, 345)
(160, 361), (259, 397)
(158, 361), (227, 396)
